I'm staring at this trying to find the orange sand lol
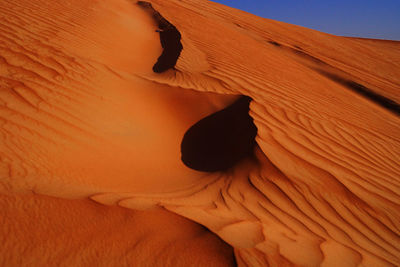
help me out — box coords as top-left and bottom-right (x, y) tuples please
(0, 0), (399, 266)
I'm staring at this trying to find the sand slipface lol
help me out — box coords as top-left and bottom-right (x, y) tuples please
(0, 0), (399, 266)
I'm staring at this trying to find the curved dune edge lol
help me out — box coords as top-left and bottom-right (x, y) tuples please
(0, 0), (399, 266)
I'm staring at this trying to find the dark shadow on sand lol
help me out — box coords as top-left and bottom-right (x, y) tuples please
(181, 96), (258, 172)
(268, 41), (281, 47)
(317, 70), (400, 115)
(137, 1), (183, 73)
(291, 49), (328, 66)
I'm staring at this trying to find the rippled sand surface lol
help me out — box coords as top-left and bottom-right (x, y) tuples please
(1, 0), (399, 266)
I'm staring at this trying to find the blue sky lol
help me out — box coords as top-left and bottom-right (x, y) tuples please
(211, 0), (400, 40)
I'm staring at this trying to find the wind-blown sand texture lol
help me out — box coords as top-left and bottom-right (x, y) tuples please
(0, 0), (399, 266)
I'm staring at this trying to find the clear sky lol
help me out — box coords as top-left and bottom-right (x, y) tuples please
(210, 0), (400, 40)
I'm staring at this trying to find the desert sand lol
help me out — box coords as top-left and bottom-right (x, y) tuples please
(0, 0), (399, 266)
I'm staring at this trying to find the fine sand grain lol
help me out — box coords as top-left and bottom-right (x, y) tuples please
(1, 0), (399, 266)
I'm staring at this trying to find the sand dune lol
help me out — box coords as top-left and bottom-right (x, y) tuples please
(0, 0), (399, 266)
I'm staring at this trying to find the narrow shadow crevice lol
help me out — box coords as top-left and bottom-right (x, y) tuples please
(268, 41), (281, 47)
(181, 96), (258, 172)
(291, 48), (328, 66)
(137, 1), (183, 73)
(317, 70), (400, 115)
(268, 41), (328, 67)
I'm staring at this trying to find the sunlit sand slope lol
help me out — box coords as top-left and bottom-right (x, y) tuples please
(138, 1), (400, 266)
(0, 0), (399, 266)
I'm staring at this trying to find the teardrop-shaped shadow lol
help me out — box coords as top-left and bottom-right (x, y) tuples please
(181, 96), (257, 172)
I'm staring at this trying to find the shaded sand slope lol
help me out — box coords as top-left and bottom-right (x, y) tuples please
(0, 0), (399, 266)
(0, 193), (235, 267)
